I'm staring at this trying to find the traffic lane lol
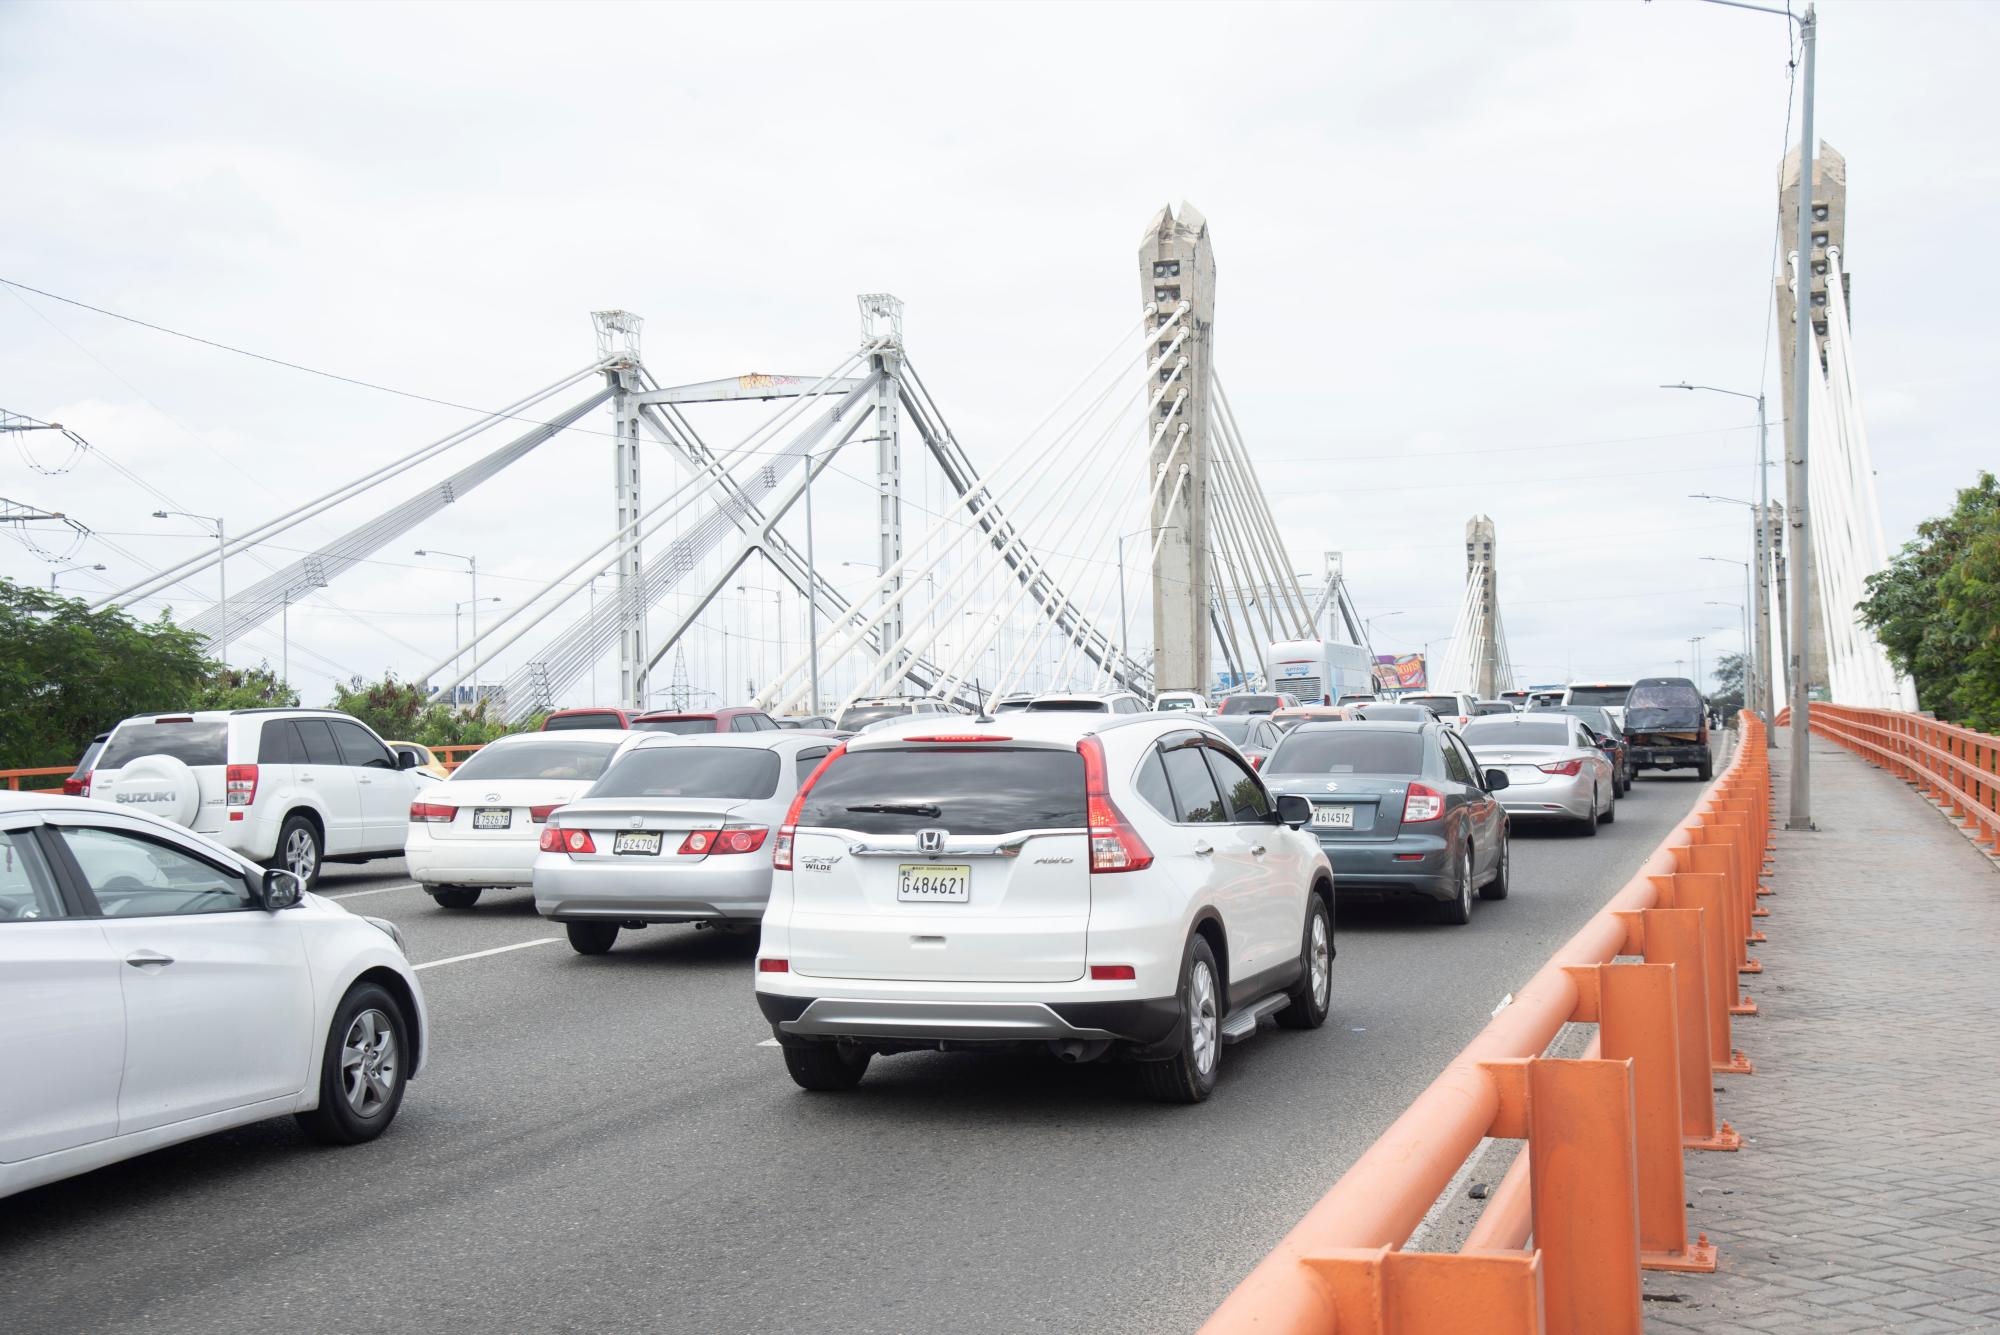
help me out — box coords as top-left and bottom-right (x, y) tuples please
(0, 771), (1716, 1335)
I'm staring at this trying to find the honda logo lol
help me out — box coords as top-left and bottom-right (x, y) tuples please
(917, 828), (947, 854)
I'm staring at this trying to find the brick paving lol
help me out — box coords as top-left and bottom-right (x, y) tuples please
(1643, 731), (2000, 1333)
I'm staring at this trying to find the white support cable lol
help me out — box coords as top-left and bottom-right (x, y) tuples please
(1212, 374), (1313, 635)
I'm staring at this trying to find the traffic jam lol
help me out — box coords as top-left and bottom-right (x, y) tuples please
(0, 673), (1720, 1199)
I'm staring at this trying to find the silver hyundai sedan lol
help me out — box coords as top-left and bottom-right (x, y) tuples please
(532, 732), (839, 954)
(1458, 715), (1618, 835)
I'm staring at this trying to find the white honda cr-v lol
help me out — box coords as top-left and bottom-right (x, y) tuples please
(754, 713), (1335, 1102)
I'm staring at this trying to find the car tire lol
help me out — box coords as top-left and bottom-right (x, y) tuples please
(1432, 845), (1474, 925)
(1140, 935), (1223, 1103)
(270, 814), (323, 892)
(1479, 830), (1511, 901)
(1277, 893), (1333, 1030)
(1579, 792), (1599, 836)
(781, 1040), (871, 1092)
(566, 922), (620, 955)
(429, 886), (482, 910)
(1697, 755), (1714, 781)
(1601, 784), (1617, 824)
(295, 982), (410, 1145)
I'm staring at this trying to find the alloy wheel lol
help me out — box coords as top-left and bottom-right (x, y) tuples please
(286, 828), (318, 881)
(1188, 958), (1219, 1076)
(1309, 912), (1331, 1009)
(340, 1008), (399, 1117)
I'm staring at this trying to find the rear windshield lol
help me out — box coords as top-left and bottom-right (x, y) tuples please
(1154, 697), (1197, 711)
(1567, 686), (1632, 707)
(632, 717), (717, 735)
(798, 747), (1086, 835)
(1473, 702), (1515, 716)
(1350, 705), (1429, 721)
(1462, 719), (1571, 747)
(1400, 696), (1459, 716)
(835, 705), (915, 731)
(98, 720), (229, 770)
(1268, 731), (1425, 776)
(542, 712), (626, 731)
(1628, 684), (1701, 711)
(590, 747), (782, 800)
(448, 740), (617, 783)
(1027, 699), (1109, 712)
(1219, 695), (1281, 714)
(1555, 707), (1620, 736)
(1206, 716), (1259, 742)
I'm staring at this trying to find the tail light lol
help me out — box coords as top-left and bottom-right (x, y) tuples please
(64, 773), (89, 797)
(758, 958), (789, 973)
(1090, 964), (1136, 981)
(226, 763), (259, 808)
(1457, 715), (1471, 728)
(538, 826), (597, 854)
(528, 804), (562, 823)
(1248, 754), (1263, 769)
(1077, 735), (1153, 873)
(1403, 782), (1445, 823)
(1538, 758), (1585, 776)
(774, 742), (847, 870)
(410, 801), (454, 823)
(906, 734), (1012, 743)
(679, 826), (769, 856)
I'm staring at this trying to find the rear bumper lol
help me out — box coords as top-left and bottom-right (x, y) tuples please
(757, 992), (1182, 1047)
(406, 831), (539, 887)
(1498, 778), (1593, 821)
(1316, 838), (1454, 901)
(1631, 745), (1709, 770)
(533, 852), (772, 922)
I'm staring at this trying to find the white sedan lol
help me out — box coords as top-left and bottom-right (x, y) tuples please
(405, 729), (629, 909)
(0, 792), (428, 1202)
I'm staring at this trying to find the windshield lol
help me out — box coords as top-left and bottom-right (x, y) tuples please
(798, 747), (1086, 835)
(1206, 717), (1259, 742)
(1268, 731), (1425, 776)
(1473, 702), (1515, 716)
(1462, 719), (1572, 747)
(632, 717), (717, 735)
(542, 712), (626, 731)
(1350, 705), (1428, 721)
(1628, 684), (1701, 712)
(1218, 695), (1281, 714)
(1554, 707), (1621, 737)
(835, 705), (916, 731)
(448, 740), (617, 783)
(1400, 696), (1459, 717)
(1154, 697), (1196, 711)
(589, 747), (782, 800)
(1567, 686), (1632, 707)
(98, 720), (229, 770)
(1027, 699), (1109, 712)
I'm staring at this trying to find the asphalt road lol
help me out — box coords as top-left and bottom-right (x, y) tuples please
(0, 760), (1723, 1335)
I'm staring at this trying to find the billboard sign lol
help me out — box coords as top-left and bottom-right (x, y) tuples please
(1374, 653), (1427, 690)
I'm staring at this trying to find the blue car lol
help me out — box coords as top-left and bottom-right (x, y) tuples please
(1261, 720), (1511, 925)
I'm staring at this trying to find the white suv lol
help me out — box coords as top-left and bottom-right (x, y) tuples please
(83, 709), (435, 890)
(754, 712), (1335, 1102)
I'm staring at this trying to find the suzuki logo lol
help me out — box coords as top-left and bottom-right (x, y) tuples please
(917, 828), (947, 854)
(1324, 781), (1340, 791)
(115, 792), (174, 805)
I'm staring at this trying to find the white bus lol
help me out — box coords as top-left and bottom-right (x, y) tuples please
(1263, 638), (1376, 707)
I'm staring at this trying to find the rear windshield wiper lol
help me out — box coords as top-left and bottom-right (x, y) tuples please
(845, 802), (943, 818)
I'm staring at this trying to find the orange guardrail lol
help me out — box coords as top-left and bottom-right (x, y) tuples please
(432, 743), (486, 772)
(1202, 714), (1773, 1335)
(2, 765), (75, 792)
(1804, 704), (2000, 853)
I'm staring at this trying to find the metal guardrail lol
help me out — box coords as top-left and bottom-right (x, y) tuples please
(1201, 715), (1772, 1334)
(1, 765), (74, 792)
(1799, 704), (2000, 853)
(432, 743), (485, 772)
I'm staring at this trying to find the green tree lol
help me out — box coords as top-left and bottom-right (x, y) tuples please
(0, 578), (211, 769)
(1860, 471), (2000, 731)
(1708, 651), (1746, 716)
(327, 674), (518, 746)
(192, 662), (300, 711)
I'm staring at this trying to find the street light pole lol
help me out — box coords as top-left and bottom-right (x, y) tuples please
(1669, 388), (1772, 726)
(804, 452), (823, 717)
(50, 561), (106, 594)
(418, 549), (479, 707)
(154, 510), (227, 666)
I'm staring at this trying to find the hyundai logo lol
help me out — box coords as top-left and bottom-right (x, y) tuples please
(917, 828), (947, 854)
(486, 792), (502, 802)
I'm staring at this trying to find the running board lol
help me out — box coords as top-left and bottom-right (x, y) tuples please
(1221, 991), (1292, 1044)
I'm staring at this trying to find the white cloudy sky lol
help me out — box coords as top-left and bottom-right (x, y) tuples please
(3, 0), (1994, 709)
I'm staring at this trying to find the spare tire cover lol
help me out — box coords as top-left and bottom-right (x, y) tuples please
(106, 754), (201, 827)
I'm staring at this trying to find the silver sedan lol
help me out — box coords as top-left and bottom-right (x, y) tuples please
(1459, 715), (1617, 835)
(532, 732), (840, 954)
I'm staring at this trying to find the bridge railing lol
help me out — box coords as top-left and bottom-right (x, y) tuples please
(1200, 715), (1771, 1335)
(2, 765), (75, 793)
(1799, 704), (2000, 854)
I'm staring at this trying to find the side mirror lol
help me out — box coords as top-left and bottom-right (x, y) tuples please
(259, 867), (305, 911)
(1483, 768), (1511, 791)
(1275, 793), (1313, 829)
(397, 750), (422, 770)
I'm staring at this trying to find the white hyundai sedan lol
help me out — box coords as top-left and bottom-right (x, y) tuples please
(0, 793), (428, 1202)
(406, 729), (629, 909)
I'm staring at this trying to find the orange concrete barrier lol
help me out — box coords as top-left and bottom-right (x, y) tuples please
(1200, 715), (1771, 1335)
(1806, 704), (2000, 853)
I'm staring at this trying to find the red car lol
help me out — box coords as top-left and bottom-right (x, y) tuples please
(631, 707), (780, 735)
(540, 708), (642, 732)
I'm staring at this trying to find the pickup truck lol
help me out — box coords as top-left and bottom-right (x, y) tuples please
(1623, 677), (1713, 780)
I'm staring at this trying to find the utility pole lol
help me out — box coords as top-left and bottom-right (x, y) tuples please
(1787, 6), (1819, 828)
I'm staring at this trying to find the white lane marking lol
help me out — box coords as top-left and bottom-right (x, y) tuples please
(414, 937), (563, 971)
(1492, 992), (1514, 1018)
(327, 882), (422, 900)
(757, 1038), (781, 1048)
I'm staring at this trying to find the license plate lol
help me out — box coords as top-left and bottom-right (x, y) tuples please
(1311, 804), (1355, 829)
(897, 863), (970, 902)
(473, 808), (511, 830)
(614, 831), (662, 856)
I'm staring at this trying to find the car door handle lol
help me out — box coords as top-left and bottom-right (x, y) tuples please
(1251, 844), (1268, 857)
(302, 773), (316, 782)
(125, 950), (174, 969)
(1193, 841), (1215, 856)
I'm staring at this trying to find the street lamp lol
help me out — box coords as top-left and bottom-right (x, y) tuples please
(1671, 377), (1774, 726)
(155, 509), (227, 666)
(737, 583), (785, 696)
(1706, 601), (1748, 704)
(418, 549), (480, 706)
(1113, 526), (1176, 666)
(1364, 611), (1406, 646)
(50, 561), (106, 594)
(453, 596), (502, 706)
(1687, 635), (1707, 692)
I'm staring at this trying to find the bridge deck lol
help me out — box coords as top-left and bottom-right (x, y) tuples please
(1644, 731), (2000, 1332)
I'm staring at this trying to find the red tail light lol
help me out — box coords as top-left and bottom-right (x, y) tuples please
(1077, 735), (1153, 873)
(758, 958), (789, 973)
(536, 827), (596, 854)
(64, 773), (89, 797)
(528, 804), (562, 823)
(1538, 758), (1585, 776)
(1248, 754), (1263, 770)
(1403, 782), (1445, 823)
(1089, 964), (1136, 981)
(226, 763), (259, 808)
(410, 801), (454, 823)
(774, 742), (846, 870)
(905, 734), (1013, 743)
(679, 826), (769, 856)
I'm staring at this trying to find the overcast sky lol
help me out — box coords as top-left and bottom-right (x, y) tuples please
(4, 0), (1994, 709)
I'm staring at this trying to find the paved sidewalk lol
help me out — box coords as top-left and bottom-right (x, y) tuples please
(1644, 731), (2000, 1333)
